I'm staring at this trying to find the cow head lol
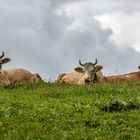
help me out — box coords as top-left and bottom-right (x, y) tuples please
(74, 59), (102, 83)
(0, 52), (11, 69)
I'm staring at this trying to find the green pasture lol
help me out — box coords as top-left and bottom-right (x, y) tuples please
(0, 81), (140, 140)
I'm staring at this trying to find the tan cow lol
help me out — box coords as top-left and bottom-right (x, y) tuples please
(104, 71), (140, 82)
(0, 68), (42, 85)
(3, 68), (42, 83)
(0, 52), (42, 84)
(56, 59), (105, 84)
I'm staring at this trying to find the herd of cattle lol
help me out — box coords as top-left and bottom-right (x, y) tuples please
(56, 59), (140, 84)
(0, 51), (140, 85)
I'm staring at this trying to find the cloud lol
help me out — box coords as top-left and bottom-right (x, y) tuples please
(0, 0), (140, 81)
(95, 12), (140, 52)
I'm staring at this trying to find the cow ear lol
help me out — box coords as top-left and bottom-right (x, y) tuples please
(95, 65), (103, 72)
(2, 58), (11, 64)
(74, 67), (83, 73)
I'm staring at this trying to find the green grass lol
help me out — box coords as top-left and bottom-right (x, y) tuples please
(0, 81), (140, 140)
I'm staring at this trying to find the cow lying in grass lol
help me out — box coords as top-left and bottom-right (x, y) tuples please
(0, 68), (42, 85)
(56, 59), (105, 84)
(104, 70), (140, 82)
(0, 52), (42, 85)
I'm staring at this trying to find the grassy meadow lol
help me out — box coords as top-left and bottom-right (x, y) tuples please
(0, 81), (140, 140)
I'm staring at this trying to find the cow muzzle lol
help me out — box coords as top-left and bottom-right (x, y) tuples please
(84, 78), (91, 83)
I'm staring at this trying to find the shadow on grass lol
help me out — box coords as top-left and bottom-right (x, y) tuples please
(98, 101), (140, 112)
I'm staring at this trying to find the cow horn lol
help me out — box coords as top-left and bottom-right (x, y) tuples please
(79, 60), (84, 66)
(0, 51), (4, 58)
(94, 58), (97, 65)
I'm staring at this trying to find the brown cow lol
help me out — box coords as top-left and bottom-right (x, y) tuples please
(104, 71), (140, 82)
(0, 68), (42, 84)
(0, 52), (42, 84)
(56, 59), (105, 84)
(4, 68), (42, 83)
(95, 66), (140, 83)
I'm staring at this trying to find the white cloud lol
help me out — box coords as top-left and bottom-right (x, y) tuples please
(95, 12), (140, 52)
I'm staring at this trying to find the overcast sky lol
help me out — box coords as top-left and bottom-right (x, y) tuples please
(1, 0), (140, 80)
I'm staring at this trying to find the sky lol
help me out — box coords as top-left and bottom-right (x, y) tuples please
(0, 0), (140, 81)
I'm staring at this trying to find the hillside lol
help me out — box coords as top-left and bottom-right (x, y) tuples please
(0, 81), (140, 139)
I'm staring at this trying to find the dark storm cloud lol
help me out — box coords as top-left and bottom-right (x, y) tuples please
(0, 0), (140, 81)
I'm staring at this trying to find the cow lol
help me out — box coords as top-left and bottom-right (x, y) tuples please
(56, 59), (105, 84)
(0, 52), (42, 85)
(0, 68), (42, 83)
(0, 68), (42, 85)
(104, 71), (140, 82)
(0, 51), (10, 69)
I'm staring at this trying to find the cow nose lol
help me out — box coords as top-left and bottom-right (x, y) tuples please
(84, 78), (90, 83)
